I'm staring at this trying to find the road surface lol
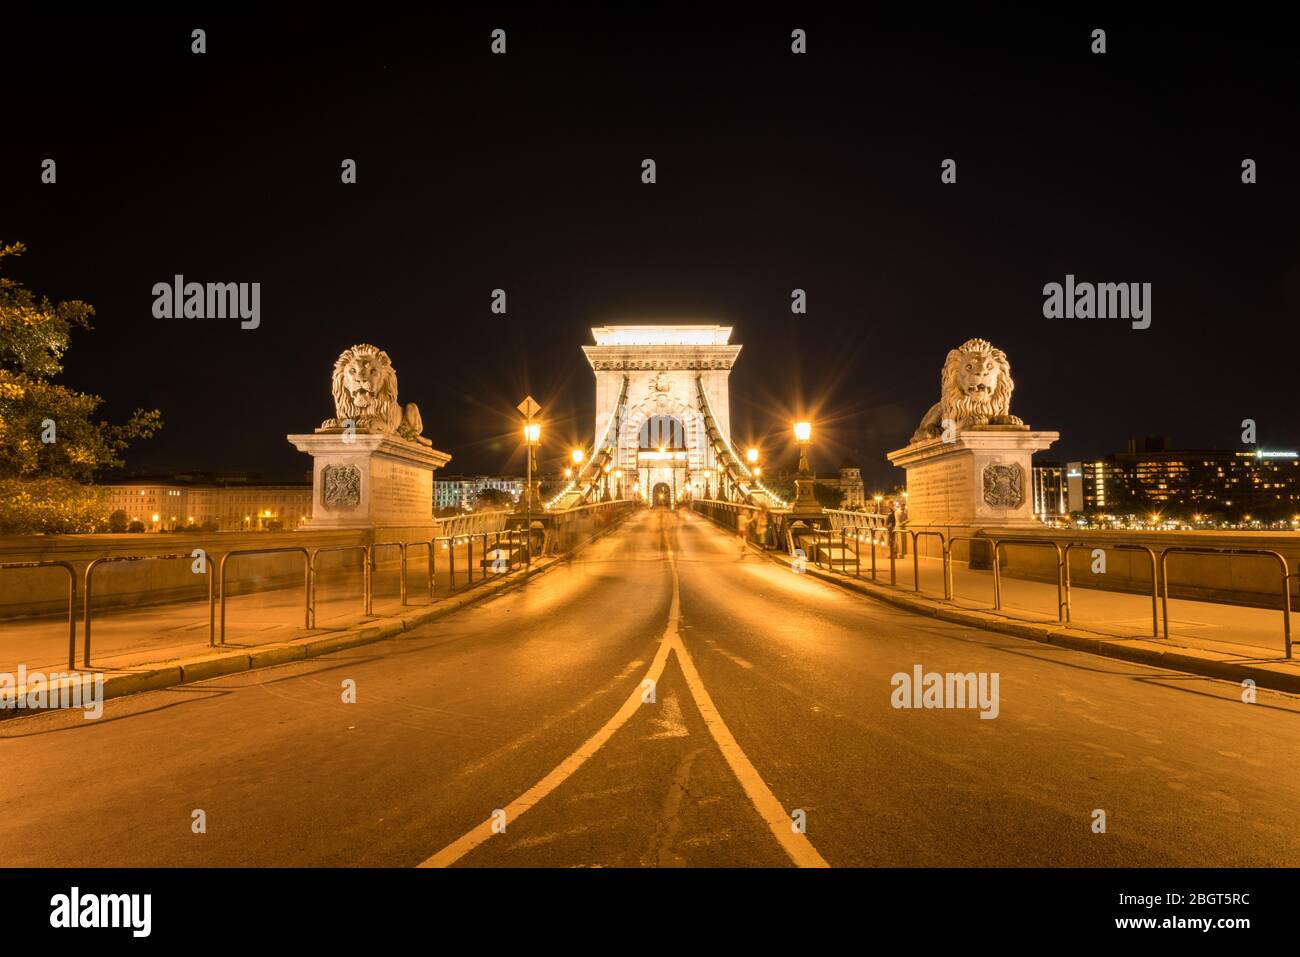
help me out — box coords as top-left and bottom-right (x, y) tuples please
(2, 508), (1297, 867)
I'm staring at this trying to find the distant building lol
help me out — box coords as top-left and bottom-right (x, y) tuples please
(433, 475), (524, 512)
(1032, 462), (1067, 520)
(102, 473), (312, 531)
(1066, 437), (1300, 517)
(819, 462), (866, 508)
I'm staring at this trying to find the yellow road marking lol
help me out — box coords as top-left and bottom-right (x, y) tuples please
(419, 512), (829, 868)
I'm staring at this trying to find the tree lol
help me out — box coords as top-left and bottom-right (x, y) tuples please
(108, 509), (129, 533)
(0, 242), (161, 533)
(812, 482), (845, 509)
(475, 487), (516, 510)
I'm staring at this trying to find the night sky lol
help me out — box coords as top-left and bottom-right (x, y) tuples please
(5, 10), (1297, 489)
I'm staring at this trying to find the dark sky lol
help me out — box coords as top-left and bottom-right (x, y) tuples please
(5, 9), (1298, 489)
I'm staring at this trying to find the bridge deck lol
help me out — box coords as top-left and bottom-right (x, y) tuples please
(3, 507), (1298, 867)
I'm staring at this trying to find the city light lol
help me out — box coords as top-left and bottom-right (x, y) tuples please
(794, 421), (812, 443)
(746, 447), (759, 464)
(524, 423), (541, 445)
(572, 448), (585, 465)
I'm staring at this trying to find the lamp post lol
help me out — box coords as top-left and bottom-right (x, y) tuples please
(569, 448), (584, 502)
(614, 468), (624, 500)
(602, 463), (612, 502)
(523, 421), (541, 534)
(793, 420), (818, 511)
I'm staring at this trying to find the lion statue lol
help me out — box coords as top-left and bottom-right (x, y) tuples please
(318, 343), (431, 446)
(910, 337), (1026, 443)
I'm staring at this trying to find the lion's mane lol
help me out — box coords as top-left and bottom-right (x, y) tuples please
(942, 338), (1013, 421)
(330, 343), (400, 433)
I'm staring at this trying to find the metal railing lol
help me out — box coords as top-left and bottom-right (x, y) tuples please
(808, 527), (861, 577)
(909, 530), (948, 598)
(437, 510), (511, 540)
(1159, 546), (1292, 655)
(825, 509), (891, 532)
(4, 532), (542, 665)
(992, 539), (1065, 621)
(943, 535), (986, 606)
(371, 541), (407, 606)
(1063, 542), (1159, 638)
(85, 553), (212, 666)
(310, 545), (372, 626)
(221, 547), (312, 645)
(1, 561), (77, 669)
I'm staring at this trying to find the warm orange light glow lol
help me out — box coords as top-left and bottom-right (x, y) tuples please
(523, 423), (541, 444)
(746, 447), (759, 464)
(572, 448), (585, 465)
(794, 421), (812, 443)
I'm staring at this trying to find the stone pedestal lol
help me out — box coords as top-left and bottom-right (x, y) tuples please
(288, 433), (451, 529)
(887, 427), (1058, 527)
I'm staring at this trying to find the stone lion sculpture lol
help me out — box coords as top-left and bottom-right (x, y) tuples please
(910, 337), (1026, 443)
(318, 343), (431, 445)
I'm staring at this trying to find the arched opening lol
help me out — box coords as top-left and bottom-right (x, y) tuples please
(652, 482), (673, 508)
(639, 415), (686, 450)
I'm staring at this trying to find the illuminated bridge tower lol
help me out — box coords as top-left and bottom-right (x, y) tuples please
(583, 325), (740, 505)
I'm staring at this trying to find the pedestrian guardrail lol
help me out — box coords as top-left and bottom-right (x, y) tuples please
(1063, 542), (1159, 638)
(686, 509), (1299, 656)
(1159, 546), (1292, 656)
(1, 560), (77, 669)
(309, 545), (372, 626)
(371, 541), (407, 606)
(4, 532), (544, 665)
(85, 553), (213, 666)
(221, 547), (312, 644)
(909, 530), (949, 598)
(992, 539), (1064, 620)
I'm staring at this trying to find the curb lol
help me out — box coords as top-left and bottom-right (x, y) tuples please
(758, 544), (1300, 694)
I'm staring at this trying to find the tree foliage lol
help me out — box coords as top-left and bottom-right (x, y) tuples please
(0, 242), (162, 532)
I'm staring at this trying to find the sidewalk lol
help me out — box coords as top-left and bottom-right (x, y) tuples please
(892, 552), (1290, 659)
(1, 540), (511, 675)
(0, 554), (561, 718)
(0, 511), (636, 715)
(771, 543), (1300, 694)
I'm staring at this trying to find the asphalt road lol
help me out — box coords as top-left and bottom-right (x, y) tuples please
(3, 508), (1298, 867)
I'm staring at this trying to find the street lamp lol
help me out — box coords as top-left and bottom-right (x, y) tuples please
(746, 447), (759, 465)
(793, 421), (817, 510)
(614, 468), (624, 499)
(523, 420), (541, 532)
